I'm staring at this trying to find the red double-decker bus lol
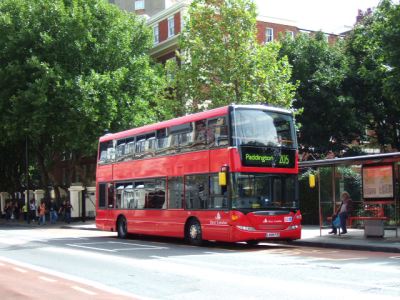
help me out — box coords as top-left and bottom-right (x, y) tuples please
(96, 104), (301, 245)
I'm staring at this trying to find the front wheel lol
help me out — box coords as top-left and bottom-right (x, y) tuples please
(186, 219), (203, 246)
(246, 240), (260, 246)
(117, 216), (127, 239)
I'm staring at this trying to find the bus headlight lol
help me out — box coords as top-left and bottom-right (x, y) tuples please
(289, 225), (299, 230)
(237, 226), (256, 231)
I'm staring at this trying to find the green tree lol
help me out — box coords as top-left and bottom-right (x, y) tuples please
(168, 0), (295, 113)
(280, 33), (363, 154)
(345, 0), (400, 151)
(0, 0), (165, 194)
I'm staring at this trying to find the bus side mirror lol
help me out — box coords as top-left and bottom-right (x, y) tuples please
(219, 172), (227, 186)
(309, 174), (316, 188)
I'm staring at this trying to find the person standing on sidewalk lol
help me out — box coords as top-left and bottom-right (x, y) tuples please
(329, 191), (353, 235)
(49, 199), (58, 224)
(5, 202), (12, 221)
(38, 200), (46, 225)
(13, 201), (20, 221)
(64, 200), (73, 224)
(28, 199), (37, 224)
(22, 203), (28, 221)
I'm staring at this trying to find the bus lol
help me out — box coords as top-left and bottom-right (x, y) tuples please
(96, 104), (301, 245)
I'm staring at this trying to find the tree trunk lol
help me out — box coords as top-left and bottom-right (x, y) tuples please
(36, 148), (52, 200)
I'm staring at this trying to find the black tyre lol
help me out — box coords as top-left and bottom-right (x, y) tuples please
(186, 219), (203, 246)
(117, 216), (127, 239)
(246, 240), (260, 246)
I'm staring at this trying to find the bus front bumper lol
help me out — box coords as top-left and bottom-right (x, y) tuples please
(231, 224), (302, 242)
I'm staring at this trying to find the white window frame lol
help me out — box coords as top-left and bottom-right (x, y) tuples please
(265, 28), (274, 43)
(286, 31), (294, 40)
(153, 24), (159, 45)
(135, 0), (144, 10)
(168, 16), (175, 38)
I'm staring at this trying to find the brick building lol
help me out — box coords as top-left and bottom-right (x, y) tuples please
(109, 0), (341, 63)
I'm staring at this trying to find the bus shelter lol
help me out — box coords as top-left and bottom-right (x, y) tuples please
(299, 152), (400, 237)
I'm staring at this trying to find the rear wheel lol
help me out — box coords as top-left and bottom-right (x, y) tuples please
(117, 216), (127, 239)
(186, 219), (203, 246)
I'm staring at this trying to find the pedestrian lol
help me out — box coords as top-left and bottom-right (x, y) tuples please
(22, 203), (28, 221)
(49, 199), (58, 224)
(13, 201), (20, 221)
(329, 191), (353, 235)
(28, 199), (37, 224)
(38, 200), (46, 225)
(5, 202), (12, 221)
(58, 200), (66, 222)
(64, 200), (73, 224)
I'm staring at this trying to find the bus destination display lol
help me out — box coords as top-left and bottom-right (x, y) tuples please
(240, 146), (295, 168)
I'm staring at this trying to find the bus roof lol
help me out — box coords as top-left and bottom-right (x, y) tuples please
(100, 104), (292, 142)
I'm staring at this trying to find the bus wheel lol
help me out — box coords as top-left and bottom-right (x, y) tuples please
(246, 240), (260, 246)
(186, 219), (203, 246)
(117, 216), (127, 239)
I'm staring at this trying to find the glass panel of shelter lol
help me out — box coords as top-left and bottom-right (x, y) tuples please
(319, 166), (334, 227)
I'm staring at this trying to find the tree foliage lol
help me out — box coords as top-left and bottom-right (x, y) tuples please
(0, 0), (165, 191)
(345, 0), (400, 151)
(168, 0), (296, 113)
(280, 33), (363, 153)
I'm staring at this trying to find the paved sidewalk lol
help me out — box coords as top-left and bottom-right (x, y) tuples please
(1, 219), (399, 253)
(291, 225), (400, 253)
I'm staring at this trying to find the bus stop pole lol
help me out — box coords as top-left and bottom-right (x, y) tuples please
(318, 169), (322, 236)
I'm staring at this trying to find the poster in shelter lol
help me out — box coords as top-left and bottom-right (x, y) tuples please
(362, 165), (393, 199)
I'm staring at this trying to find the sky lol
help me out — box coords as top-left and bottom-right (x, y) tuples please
(255, 0), (382, 33)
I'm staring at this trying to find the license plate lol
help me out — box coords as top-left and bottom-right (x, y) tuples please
(267, 232), (280, 238)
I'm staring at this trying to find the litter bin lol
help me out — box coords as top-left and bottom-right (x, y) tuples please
(364, 219), (384, 237)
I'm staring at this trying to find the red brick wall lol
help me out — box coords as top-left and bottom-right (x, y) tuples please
(256, 21), (299, 43)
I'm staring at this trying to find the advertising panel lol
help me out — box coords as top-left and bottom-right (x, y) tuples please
(362, 165), (394, 199)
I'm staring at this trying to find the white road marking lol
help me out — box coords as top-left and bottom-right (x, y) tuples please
(389, 256), (400, 259)
(13, 267), (28, 273)
(39, 276), (57, 282)
(66, 244), (116, 252)
(0, 256), (144, 299)
(41, 246), (399, 299)
(71, 285), (97, 295)
(66, 241), (167, 252)
(308, 277), (400, 292)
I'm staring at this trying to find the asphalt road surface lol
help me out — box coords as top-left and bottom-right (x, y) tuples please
(1, 224), (399, 300)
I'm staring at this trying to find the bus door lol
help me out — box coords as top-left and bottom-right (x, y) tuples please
(105, 183), (115, 228)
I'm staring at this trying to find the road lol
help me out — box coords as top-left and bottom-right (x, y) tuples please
(0, 224), (399, 300)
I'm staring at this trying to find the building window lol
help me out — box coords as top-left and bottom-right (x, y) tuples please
(153, 25), (159, 45)
(300, 30), (311, 36)
(168, 16), (175, 38)
(135, 0), (144, 10)
(286, 31), (294, 39)
(265, 28), (273, 43)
